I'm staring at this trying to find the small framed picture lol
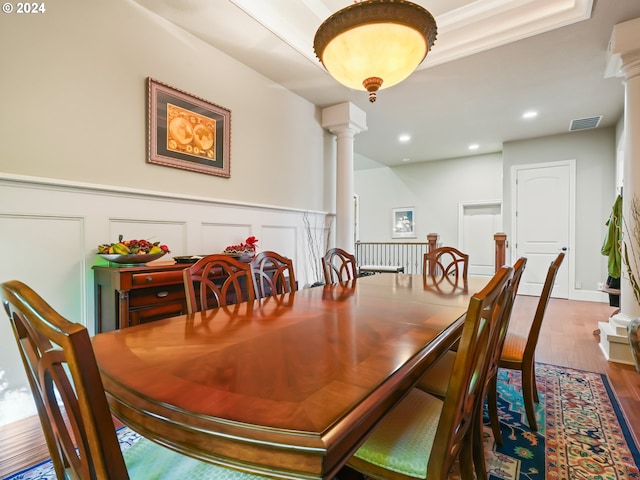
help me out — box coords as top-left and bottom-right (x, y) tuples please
(392, 207), (416, 238)
(147, 78), (231, 178)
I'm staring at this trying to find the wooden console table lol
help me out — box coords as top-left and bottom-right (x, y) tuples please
(93, 263), (189, 333)
(94, 261), (260, 333)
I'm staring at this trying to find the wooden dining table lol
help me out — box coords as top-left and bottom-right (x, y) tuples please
(92, 273), (488, 479)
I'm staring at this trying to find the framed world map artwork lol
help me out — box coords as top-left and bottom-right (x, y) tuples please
(147, 77), (231, 178)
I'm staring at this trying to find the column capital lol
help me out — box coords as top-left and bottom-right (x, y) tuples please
(321, 102), (367, 136)
(606, 17), (640, 80)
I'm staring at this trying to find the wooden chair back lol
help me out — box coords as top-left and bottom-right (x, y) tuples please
(486, 257), (527, 382)
(250, 251), (296, 298)
(183, 254), (254, 314)
(522, 252), (564, 362)
(322, 248), (357, 284)
(498, 252), (564, 433)
(423, 246), (469, 285)
(1, 280), (130, 479)
(476, 257), (526, 472)
(428, 265), (513, 478)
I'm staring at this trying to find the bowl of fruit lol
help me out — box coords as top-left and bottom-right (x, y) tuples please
(97, 235), (170, 265)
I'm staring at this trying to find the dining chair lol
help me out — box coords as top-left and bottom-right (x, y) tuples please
(423, 246), (469, 281)
(183, 254), (254, 314)
(415, 258), (526, 479)
(473, 257), (526, 478)
(1, 280), (269, 480)
(322, 247), (358, 284)
(346, 265), (513, 480)
(498, 251), (565, 432)
(250, 250), (296, 298)
(483, 257), (527, 444)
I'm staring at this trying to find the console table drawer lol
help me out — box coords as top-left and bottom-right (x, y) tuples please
(129, 284), (185, 308)
(132, 270), (184, 287)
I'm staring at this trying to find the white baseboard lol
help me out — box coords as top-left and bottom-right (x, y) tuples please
(570, 289), (610, 303)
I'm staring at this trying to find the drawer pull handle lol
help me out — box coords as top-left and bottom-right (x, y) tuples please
(157, 291), (169, 298)
(146, 276), (153, 283)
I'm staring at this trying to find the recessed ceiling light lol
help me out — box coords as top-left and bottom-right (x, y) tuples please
(401, 158), (411, 162)
(398, 134), (411, 143)
(522, 111), (538, 119)
(468, 143), (479, 150)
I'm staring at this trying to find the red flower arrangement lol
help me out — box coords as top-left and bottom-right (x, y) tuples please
(223, 236), (259, 255)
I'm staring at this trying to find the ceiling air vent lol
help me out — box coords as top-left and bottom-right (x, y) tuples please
(569, 115), (602, 131)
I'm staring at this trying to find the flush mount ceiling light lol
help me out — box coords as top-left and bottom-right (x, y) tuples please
(313, 0), (437, 103)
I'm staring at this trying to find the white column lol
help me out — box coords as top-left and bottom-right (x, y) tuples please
(599, 17), (640, 363)
(619, 22), (640, 318)
(321, 103), (367, 253)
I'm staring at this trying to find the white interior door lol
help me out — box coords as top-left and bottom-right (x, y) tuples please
(459, 201), (502, 276)
(513, 162), (573, 298)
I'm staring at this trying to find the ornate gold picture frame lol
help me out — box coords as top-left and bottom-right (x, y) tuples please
(147, 78), (231, 178)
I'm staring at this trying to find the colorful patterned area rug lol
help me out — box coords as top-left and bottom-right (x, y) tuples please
(450, 362), (640, 480)
(4, 363), (640, 480)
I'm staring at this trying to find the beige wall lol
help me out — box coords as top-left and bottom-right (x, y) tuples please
(0, 0), (330, 212)
(355, 127), (617, 296)
(354, 153), (503, 244)
(503, 127), (616, 292)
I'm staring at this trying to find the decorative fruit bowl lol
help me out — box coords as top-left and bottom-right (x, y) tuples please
(98, 253), (166, 265)
(97, 235), (170, 266)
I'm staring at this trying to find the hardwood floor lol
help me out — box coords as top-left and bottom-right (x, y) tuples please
(0, 415), (48, 478)
(1, 295), (639, 477)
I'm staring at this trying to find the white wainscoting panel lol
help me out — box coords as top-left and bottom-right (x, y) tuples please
(261, 225), (298, 261)
(0, 213), (85, 424)
(0, 173), (333, 425)
(201, 223), (253, 253)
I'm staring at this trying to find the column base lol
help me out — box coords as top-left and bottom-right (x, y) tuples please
(598, 312), (635, 365)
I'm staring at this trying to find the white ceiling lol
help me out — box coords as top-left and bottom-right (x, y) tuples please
(131, 0), (640, 169)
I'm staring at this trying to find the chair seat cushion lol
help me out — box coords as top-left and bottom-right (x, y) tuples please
(124, 436), (269, 479)
(500, 332), (527, 363)
(415, 350), (456, 398)
(353, 388), (443, 478)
